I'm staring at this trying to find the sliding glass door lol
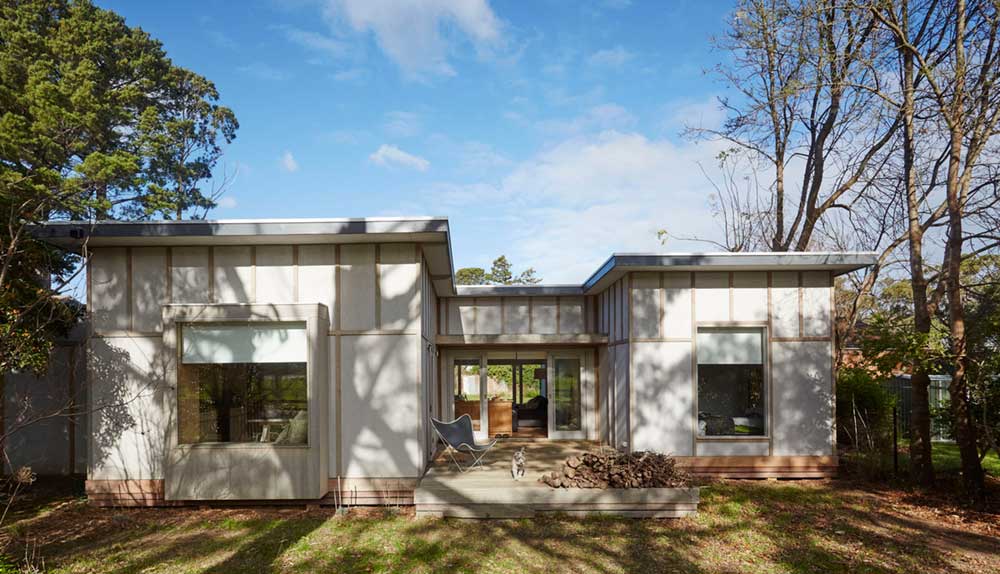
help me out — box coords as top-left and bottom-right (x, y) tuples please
(548, 351), (586, 439)
(450, 353), (487, 439)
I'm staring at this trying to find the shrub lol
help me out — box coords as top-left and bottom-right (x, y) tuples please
(837, 367), (897, 478)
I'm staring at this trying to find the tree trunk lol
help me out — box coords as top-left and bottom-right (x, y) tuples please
(900, 1), (934, 485)
(944, 0), (985, 503)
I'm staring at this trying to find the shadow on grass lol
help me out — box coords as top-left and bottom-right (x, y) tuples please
(2, 481), (998, 573)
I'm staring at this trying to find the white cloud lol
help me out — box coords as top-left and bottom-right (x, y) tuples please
(276, 25), (348, 60)
(369, 144), (430, 171)
(331, 68), (366, 83)
(237, 62), (288, 81)
(538, 103), (636, 137)
(382, 111), (422, 138)
(216, 196), (238, 209)
(587, 46), (634, 68)
(280, 151), (300, 172)
(661, 98), (726, 135)
(428, 126), (732, 282)
(322, 0), (502, 77)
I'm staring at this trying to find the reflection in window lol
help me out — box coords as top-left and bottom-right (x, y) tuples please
(697, 328), (766, 437)
(178, 324), (308, 444)
(553, 358), (581, 431)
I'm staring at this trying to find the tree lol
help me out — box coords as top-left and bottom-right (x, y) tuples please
(455, 267), (488, 286)
(455, 256), (541, 286)
(876, 0), (1000, 502)
(690, 0), (898, 252)
(0, 0), (238, 374)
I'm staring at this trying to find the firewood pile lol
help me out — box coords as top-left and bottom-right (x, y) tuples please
(539, 449), (689, 489)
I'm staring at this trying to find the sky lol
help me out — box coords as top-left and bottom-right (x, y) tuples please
(98, 0), (739, 284)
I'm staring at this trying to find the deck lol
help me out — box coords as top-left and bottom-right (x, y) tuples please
(415, 440), (700, 518)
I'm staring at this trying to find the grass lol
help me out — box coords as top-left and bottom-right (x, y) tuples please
(1, 478), (997, 574)
(930, 442), (1000, 477)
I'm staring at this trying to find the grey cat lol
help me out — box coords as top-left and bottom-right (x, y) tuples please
(511, 447), (526, 480)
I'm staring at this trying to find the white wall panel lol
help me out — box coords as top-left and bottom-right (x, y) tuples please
(447, 299), (475, 335)
(771, 341), (833, 456)
(732, 272), (767, 322)
(255, 246), (294, 303)
(91, 247), (129, 332)
(695, 272), (729, 322)
(213, 246), (253, 304)
(379, 244), (419, 331)
(89, 336), (171, 480)
(340, 334), (421, 477)
(631, 342), (694, 456)
(131, 247), (167, 333)
(801, 271), (831, 338)
(340, 245), (376, 330)
(170, 246), (210, 304)
(558, 297), (585, 334)
(503, 299), (530, 334)
(475, 298), (501, 334)
(298, 245), (336, 330)
(771, 271), (800, 338)
(531, 297), (558, 334)
(662, 272), (692, 338)
(630, 273), (660, 338)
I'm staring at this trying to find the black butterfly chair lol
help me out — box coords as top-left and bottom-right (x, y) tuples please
(430, 414), (498, 472)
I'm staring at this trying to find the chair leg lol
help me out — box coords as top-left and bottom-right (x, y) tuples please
(445, 447), (471, 473)
(469, 447), (492, 470)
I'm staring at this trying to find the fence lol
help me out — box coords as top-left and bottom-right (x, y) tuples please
(884, 374), (952, 442)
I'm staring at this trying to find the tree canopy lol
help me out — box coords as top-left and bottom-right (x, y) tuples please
(455, 255), (541, 286)
(0, 0), (238, 372)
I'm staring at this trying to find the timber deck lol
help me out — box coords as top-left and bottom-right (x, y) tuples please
(414, 440), (699, 518)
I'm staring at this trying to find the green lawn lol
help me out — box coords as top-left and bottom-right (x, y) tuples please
(931, 442), (1000, 476)
(1, 479), (996, 574)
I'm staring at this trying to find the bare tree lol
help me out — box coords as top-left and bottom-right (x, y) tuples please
(694, 0), (899, 252)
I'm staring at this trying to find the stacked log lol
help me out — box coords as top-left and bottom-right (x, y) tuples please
(539, 449), (689, 489)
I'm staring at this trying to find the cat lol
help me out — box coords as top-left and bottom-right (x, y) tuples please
(511, 447), (526, 480)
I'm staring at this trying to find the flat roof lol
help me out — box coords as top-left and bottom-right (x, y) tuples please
(34, 218), (876, 297)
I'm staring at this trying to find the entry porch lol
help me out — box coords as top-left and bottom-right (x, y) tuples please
(414, 440), (700, 518)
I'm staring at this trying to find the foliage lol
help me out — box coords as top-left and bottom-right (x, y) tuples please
(836, 366), (897, 478)
(0, 0), (238, 374)
(454, 267), (487, 285)
(859, 311), (952, 380)
(455, 255), (541, 285)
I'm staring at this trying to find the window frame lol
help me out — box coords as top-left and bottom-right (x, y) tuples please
(694, 325), (770, 441)
(162, 305), (328, 453)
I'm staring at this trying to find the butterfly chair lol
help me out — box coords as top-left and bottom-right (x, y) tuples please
(430, 414), (499, 472)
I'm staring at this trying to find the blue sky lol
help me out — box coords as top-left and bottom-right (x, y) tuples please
(99, 0), (737, 283)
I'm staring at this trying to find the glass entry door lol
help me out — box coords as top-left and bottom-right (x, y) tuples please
(451, 355), (487, 439)
(548, 351), (586, 439)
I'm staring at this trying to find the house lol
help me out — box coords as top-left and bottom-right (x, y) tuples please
(34, 217), (875, 506)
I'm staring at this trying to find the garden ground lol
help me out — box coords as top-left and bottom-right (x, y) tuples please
(1, 467), (997, 574)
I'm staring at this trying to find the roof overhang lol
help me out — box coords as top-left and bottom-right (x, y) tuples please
(581, 252), (878, 294)
(34, 219), (877, 300)
(33, 217), (458, 295)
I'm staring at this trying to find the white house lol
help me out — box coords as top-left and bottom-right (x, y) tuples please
(33, 217), (875, 505)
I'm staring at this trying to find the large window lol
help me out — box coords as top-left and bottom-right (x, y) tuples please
(697, 328), (765, 437)
(178, 324), (308, 445)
